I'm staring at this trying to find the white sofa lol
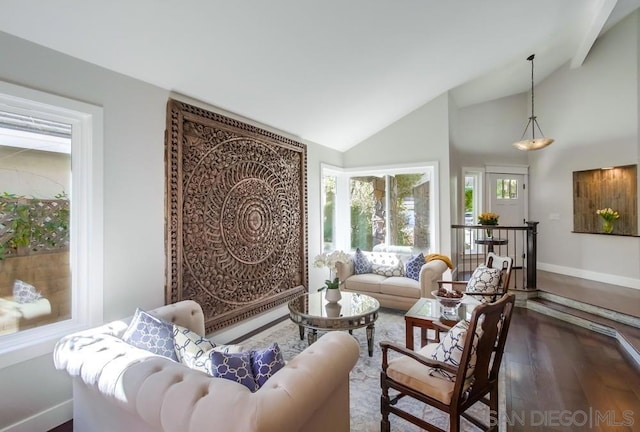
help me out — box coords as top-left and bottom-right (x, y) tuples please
(54, 300), (360, 432)
(336, 251), (448, 310)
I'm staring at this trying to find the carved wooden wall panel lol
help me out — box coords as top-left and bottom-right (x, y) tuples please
(166, 99), (307, 333)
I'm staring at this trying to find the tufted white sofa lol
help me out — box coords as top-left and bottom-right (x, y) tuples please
(336, 251), (448, 310)
(54, 300), (360, 432)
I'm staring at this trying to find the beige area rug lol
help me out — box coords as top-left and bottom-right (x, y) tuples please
(240, 308), (505, 431)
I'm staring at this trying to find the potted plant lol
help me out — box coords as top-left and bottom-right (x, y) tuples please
(313, 250), (350, 303)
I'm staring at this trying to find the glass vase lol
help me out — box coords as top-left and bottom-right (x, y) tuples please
(602, 220), (614, 234)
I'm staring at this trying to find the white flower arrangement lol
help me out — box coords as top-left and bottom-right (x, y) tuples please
(596, 208), (620, 222)
(313, 250), (351, 273)
(313, 250), (351, 289)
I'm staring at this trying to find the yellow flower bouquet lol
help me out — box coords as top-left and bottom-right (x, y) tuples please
(478, 212), (499, 225)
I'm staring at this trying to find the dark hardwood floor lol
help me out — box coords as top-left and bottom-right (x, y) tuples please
(48, 298), (640, 432)
(505, 307), (639, 432)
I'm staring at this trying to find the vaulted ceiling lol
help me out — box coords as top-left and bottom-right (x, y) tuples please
(1, 0), (638, 151)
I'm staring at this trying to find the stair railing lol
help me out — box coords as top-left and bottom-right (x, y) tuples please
(450, 221), (539, 290)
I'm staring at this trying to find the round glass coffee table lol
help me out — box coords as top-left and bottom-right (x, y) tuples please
(288, 291), (380, 356)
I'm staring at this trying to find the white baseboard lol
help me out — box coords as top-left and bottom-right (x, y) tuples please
(0, 400), (71, 432)
(538, 262), (640, 290)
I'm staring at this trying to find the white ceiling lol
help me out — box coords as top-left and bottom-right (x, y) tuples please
(1, 0), (638, 151)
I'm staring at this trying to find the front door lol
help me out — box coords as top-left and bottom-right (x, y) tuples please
(487, 173), (526, 226)
(487, 172), (526, 271)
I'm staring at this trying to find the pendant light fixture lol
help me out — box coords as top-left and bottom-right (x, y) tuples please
(512, 54), (554, 151)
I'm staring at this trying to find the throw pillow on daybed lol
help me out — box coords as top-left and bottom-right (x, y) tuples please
(13, 279), (43, 304)
(173, 325), (243, 373)
(405, 253), (425, 281)
(122, 308), (178, 361)
(207, 342), (285, 391)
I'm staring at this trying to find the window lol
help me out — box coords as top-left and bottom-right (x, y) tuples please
(496, 178), (518, 199)
(462, 168), (483, 253)
(321, 164), (437, 254)
(0, 81), (103, 368)
(321, 173), (337, 252)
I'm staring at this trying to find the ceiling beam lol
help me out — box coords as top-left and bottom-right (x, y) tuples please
(571, 0), (618, 69)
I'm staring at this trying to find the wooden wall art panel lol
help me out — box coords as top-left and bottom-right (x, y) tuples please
(166, 99), (307, 333)
(573, 164), (638, 236)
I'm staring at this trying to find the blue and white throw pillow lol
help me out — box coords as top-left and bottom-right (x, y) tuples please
(173, 324), (217, 372)
(208, 350), (259, 392)
(430, 320), (480, 382)
(251, 342), (285, 388)
(353, 248), (372, 275)
(122, 308), (178, 361)
(466, 265), (502, 302)
(405, 253), (425, 281)
(13, 279), (42, 304)
(206, 343), (285, 391)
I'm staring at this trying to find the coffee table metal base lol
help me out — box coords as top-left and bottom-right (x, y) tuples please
(289, 292), (380, 357)
(300, 324), (376, 357)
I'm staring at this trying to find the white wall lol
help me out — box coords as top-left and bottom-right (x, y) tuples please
(528, 12), (640, 286)
(0, 30), (335, 431)
(342, 93), (452, 255)
(453, 93), (529, 168)
(449, 92), (530, 225)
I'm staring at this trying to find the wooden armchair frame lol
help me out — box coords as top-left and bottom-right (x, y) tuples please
(380, 294), (515, 432)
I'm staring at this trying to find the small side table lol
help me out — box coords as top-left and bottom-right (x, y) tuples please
(404, 298), (464, 350)
(475, 237), (508, 253)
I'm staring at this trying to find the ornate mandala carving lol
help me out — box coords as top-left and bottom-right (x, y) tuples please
(166, 100), (307, 333)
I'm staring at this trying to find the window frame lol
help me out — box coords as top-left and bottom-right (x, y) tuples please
(0, 81), (103, 369)
(320, 162), (439, 254)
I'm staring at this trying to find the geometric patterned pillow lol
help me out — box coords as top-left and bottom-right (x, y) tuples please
(251, 342), (285, 388)
(207, 350), (259, 392)
(173, 324), (217, 372)
(353, 248), (372, 275)
(466, 265), (502, 303)
(405, 253), (425, 281)
(430, 320), (480, 382)
(372, 261), (405, 277)
(122, 308), (178, 361)
(13, 279), (43, 304)
(368, 252), (401, 267)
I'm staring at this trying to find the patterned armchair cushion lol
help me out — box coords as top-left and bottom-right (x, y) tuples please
(13, 279), (43, 304)
(430, 320), (480, 382)
(122, 308), (178, 361)
(466, 265), (502, 302)
(405, 253), (425, 281)
(353, 248), (373, 274)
